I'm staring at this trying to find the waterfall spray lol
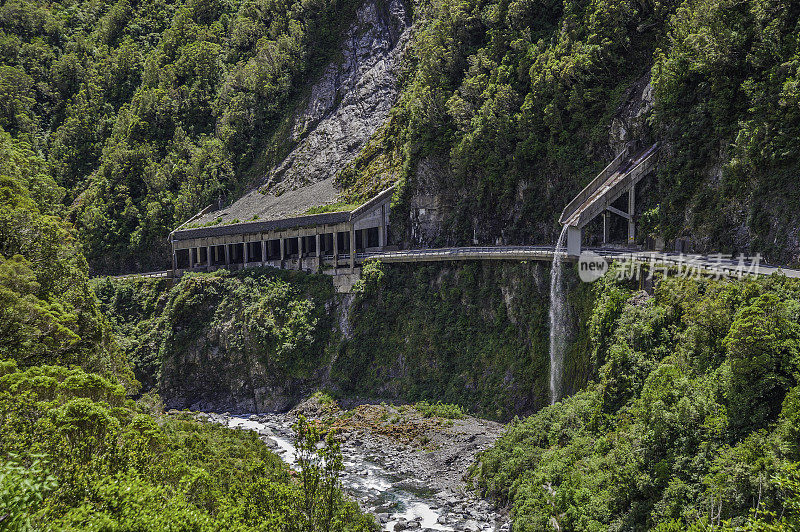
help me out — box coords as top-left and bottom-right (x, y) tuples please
(549, 225), (569, 404)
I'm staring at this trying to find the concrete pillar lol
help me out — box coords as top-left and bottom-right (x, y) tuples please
(362, 229), (368, 251)
(567, 226), (582, 257)
(171, 247), (177, 273)
(315, 232), (321, 271)
(627, 186), (635, 245)
(224, 244), (230, 266)
(243, 241), (249, 265)
(349, 225), (356, 273)
(279, 237), (285, 269)
(188, 248), (194, 269)
(298, 235), (304, 270)
(602, 211), (610, 245)
(261, 240), (267, 263)
(206, 246), (212, 271)
(379, 205), (386, 248)
(333, 232), (339, 273)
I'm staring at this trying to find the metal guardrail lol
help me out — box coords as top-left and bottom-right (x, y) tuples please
(359, 246), (559, 262)
(110, 270), (172, 279)
(360, 247), (800, 278)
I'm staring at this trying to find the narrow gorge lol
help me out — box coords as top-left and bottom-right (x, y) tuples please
(3, 0), (800, 528)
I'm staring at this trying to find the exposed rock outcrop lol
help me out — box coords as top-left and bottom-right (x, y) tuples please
(609, 73), (655, 155)
(265, 0), (411, 195)
(409, 157), (452, 245)
(159, 331), (312, 412)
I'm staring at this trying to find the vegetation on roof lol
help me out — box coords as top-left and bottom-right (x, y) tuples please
(304, 202), (361, 215)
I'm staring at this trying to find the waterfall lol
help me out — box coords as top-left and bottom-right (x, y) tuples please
(549, 225), (569, 404)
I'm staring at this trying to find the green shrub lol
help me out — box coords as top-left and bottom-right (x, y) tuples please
(311, 391), (335, 405)
(414, 401), (465, 419)
(0, 362), (374, 530)
(0, 455), (57, 532)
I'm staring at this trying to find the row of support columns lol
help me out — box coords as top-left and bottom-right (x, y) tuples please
(627, 185), (636, 245)
(180, 225), (386, 274)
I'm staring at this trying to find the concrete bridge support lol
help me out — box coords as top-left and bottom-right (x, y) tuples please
(316, 232), (321, 271)
(557, 143), (658, 255)
(627, 186), (635, 245)
(567, 226), (582, 257)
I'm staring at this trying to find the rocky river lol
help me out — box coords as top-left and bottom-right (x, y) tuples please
(194, 398), (510, 531)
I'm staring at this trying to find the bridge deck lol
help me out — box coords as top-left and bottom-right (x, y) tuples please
(362, 248), (800, 279)
(112, 247), (800, 280)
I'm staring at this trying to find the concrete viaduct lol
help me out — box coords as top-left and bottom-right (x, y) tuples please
(110, 141), (798, 286)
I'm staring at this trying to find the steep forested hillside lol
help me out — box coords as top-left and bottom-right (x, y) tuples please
(3, 0), (800, 525)
(1, 0), (360, 272)
(375, 0), (800, 261)
(93, 261), (596, 419)
(652, 0), (800, 260)
(0, 114), (374, 532)
(2, 0), (799, 272)
(475, 271), (800, 530)
(93, 267), (338, 410)
(90, 254), (800, 529)
(0, 128), (131, 380)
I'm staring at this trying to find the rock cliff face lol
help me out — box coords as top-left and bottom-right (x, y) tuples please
(264, 0), (411, 195)
(124, 272), (339, 413)
(159, 328), (312, 413)
(328, 261), (594, 419)
(100, 263), (592, 420)
(154, 279), (329, 413)
(408, 157), (452, 245)
(608, 73), (655, 155)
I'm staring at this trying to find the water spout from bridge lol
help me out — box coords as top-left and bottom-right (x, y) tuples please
(549, 225), (569, 404)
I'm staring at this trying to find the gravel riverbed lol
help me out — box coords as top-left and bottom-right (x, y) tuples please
(192, 398), (510, 531)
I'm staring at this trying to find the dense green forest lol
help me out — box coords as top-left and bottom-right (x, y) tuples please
(0, 362), (374, 530)
(0, 0), (359, 272)
(3, 0), (800, 528)
(1, 0), (799, 272)
(382, 0), (800, 260)
(0, 113), (374, 530)
(475, 271), (800, 530)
